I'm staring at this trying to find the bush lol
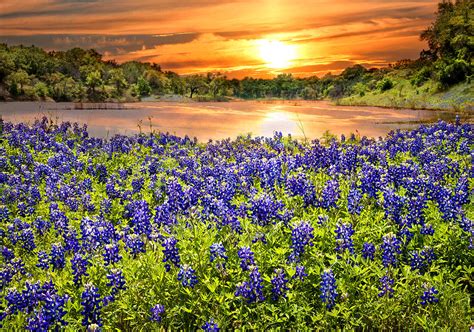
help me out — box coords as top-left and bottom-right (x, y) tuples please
(34, 82), (49, 98)
(411, 67), (432, 87)
(438, 59), (471, 89)
(377, 78), (394, 92)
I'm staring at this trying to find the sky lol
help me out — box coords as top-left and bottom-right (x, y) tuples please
(0, 0), (439, 78)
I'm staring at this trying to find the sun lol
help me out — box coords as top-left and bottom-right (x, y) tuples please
(257, 40), (297, 69)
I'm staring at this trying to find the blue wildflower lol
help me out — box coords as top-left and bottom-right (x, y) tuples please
(162, 237), (181, 272)
(335, 222), (355, 255)
(362, 242), (375, 260)
(320, 269), (337, 310)
(271, 268), (289, 300)
(238, 246), (255, 271)
(81, 283), (102, 328)
(177, 265), (198, 288)
(288, 220), (314, 262)
(378, 275), (394, 298)
(202, 318), (219, 332)
(150, 304), (165, 322)
(420, 285), (439, 306)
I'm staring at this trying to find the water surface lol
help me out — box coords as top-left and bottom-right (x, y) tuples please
(0, 100), (457, 140)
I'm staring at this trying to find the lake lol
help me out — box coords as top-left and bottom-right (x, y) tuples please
(0, 100), (460, 141)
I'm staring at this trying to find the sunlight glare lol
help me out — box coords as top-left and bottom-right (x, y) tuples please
(257, 40), (297, 69)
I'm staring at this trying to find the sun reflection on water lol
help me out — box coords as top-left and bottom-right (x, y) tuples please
(260, 111), (299, 136)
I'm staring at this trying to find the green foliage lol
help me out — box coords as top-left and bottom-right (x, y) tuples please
(34, 81), (49, 98)
(438, 59), (471, 88)
(377, 78), (394, 92)
(411, 67), (433, 87)
(135, 76), (152, 97)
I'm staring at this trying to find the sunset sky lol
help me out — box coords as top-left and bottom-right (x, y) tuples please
(0, 0), (439, 78)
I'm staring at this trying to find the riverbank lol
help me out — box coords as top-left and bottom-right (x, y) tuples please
(337, 79), (474, 113)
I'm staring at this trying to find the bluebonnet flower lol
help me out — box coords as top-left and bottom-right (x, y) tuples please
(36, 250), (49, 270)
(18, 228), (36, 251)
(362, 242), (375, 260)
(104, 269), (126, 305)
(286, 174), (317, 206)
(177, 265), (198, 288)
(335, 222), (355, 255)
(210, 243), (227, 268)
(150, 304), (165, 322)
(293, 265), (308, 281)
(235, 265), (265, 303)
(80, 217), (115, 251)
(238, 247), (255, 271)
(252, 232), (267, 244)
(103, 243), (122, 266)
(127, 200), (153, 237)
(101, 198), (112, 215)
(320, 269), (337, 310)
(202, 318), (219, 331)
(33, 217), (51, 236)
(2, 246), (14, 261)
(248, 193), (284, 226)
(410, 247), (436, 274)
(320, 179), (340, 210)
(317, 214), (329, 225)
(271, 268), (289, 300)
(420, 285), (439, 306)
(378, 275), (394, 298)
(50, 243), (66, 271)
(420, 224), (434, 236)
(10, 257), (27, 276)
(288, 220), (314, 262)
(380, 234), (401, 268)
(131, 177), (144, 194)
(62, 226), (80, 253)
(26, 291), (69, 331)
(162, 237), (181, 272)
(347, 184), (363, 215)
(125, 234), (146, 257)
(71, 252), (90, 284)
(81, 283), (102, 328)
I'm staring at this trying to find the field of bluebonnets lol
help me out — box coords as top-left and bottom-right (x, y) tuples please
(0, 116), (472, 330)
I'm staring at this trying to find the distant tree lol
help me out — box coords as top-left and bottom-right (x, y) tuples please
(144, 69), (170, 94)
(135, 76), (152, 97)
(208, 73), (227, 98)
(108, 68), (128, 95)
(85, 70), (103, 96)
(34, 82), (49, 98)
(0, 50), (15, 82)
(185, 74), (206, 98)
(5, 70), (30, 95)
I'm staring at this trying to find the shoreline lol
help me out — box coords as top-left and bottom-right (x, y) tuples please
(0, 98), (470, 114)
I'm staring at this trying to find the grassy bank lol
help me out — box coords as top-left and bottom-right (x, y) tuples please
(337, 74), (473, 112)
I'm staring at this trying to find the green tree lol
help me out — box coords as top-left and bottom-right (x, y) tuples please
(5, 70), (30, 95)
(144, 69), (170, 94)
(135, 76), (152, 97)
(208, 73), (227, 98)
(185, 74), (206, 98)
(85, 70), (103, 96)
(108, 68), (128, 95)
(420, 0), (473, 61)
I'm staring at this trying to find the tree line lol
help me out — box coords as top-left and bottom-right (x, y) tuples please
(0, 0), (471, 103)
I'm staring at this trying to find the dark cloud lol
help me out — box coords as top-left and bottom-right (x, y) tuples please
(359, 48), (423, 61)
(0, 33), (200, 55)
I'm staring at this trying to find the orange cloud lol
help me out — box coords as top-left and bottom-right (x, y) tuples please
(0, 0), (439, 78)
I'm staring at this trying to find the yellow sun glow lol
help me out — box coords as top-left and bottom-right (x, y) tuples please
(257, 40), (297, 69)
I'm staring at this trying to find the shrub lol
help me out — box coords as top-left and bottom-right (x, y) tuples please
(377, 78), (393, 92)
(438, 59), (471, 89)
